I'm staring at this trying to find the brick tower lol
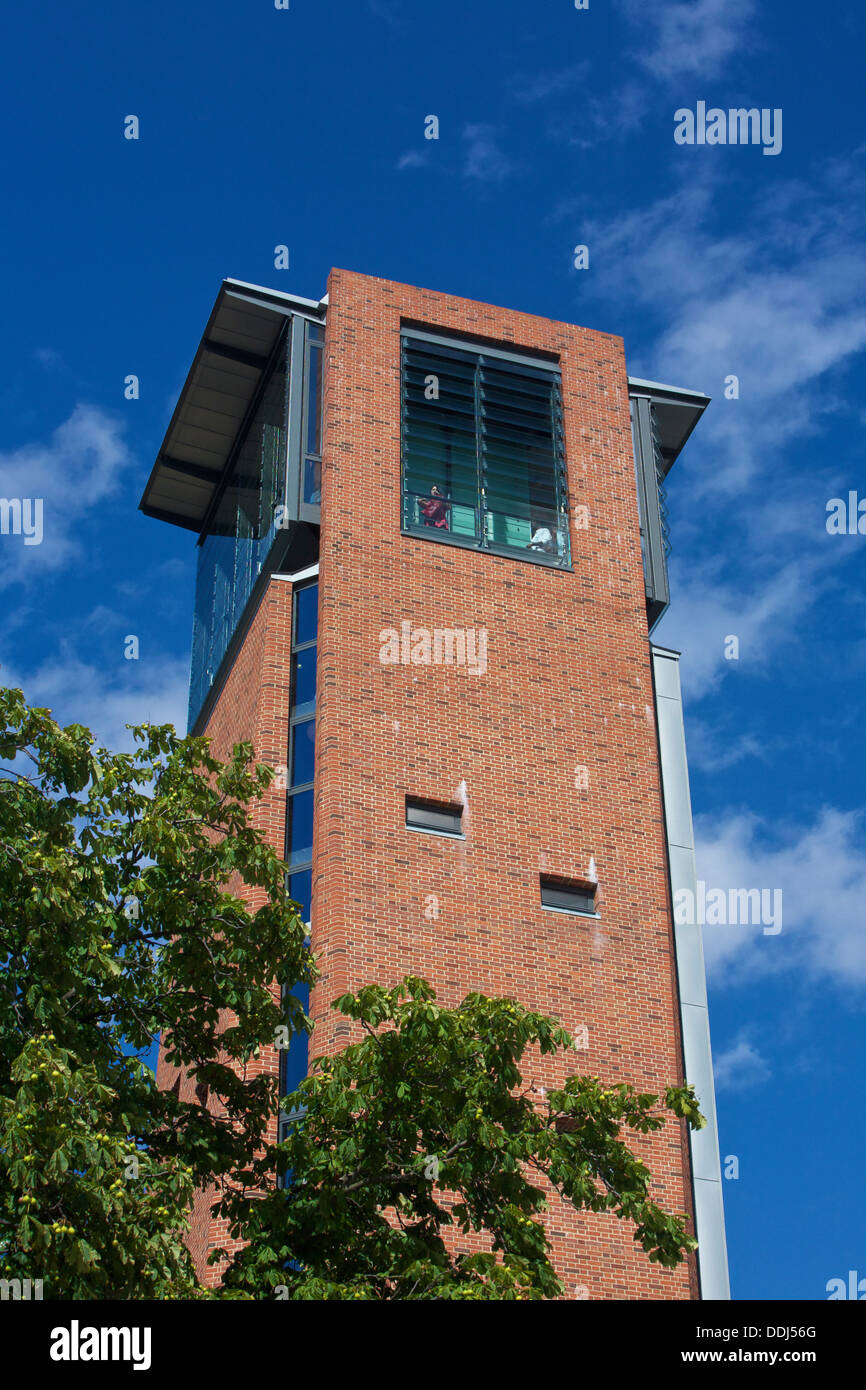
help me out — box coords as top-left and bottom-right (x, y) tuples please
(142, 269), (729, 1299)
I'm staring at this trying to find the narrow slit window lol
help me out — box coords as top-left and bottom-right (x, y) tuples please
(406, 797), (464, 837)
(540, 876), (598, 916)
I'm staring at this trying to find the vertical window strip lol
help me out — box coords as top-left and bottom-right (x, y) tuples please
(280, 580), (318, 1131)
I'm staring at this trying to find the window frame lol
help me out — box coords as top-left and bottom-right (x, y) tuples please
(400, 328), (572, 571)
(540, 875), (600, 918)
(279, 579), (318, 1139)
(405, 796), (465, 839)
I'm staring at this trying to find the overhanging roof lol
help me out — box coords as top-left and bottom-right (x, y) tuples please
(139, 279), (326, 534)
(627, 376), (710, 476)
(140, 280), (708, 534)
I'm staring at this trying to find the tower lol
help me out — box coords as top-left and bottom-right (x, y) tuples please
(142, 269), (729, 1299)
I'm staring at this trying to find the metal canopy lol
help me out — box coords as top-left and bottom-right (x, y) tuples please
(627, 377), (710, 476)
(139, 279), (325, 534)
(140, 281), (707, 534)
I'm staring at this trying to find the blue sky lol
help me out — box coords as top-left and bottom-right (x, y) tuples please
(1, 0), (864, 1300)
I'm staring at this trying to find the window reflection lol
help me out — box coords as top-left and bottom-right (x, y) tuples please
(189, 335), (289, 725)
(290, 718), (315, 786)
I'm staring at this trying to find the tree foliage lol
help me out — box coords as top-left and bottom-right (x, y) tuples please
(1, 685), (702, 1301)
(0, 686), (311, 1298)
(219, 978), (703, 1300)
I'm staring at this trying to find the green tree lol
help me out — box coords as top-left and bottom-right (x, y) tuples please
(0, 686), (312, 1299)
(1, 686), (702, 1302)
(218, 978), (704, 1300)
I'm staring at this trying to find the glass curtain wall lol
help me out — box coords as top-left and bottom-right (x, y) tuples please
(188, 330), (290, 725)
(302, 322), (324, 505)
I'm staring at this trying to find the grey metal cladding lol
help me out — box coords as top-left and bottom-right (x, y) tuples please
(651, 645), (731, 1301)
(631, 394), (670, 625)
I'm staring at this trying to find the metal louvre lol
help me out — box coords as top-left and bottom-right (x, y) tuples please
(405, 798), (464, 837)
(401, 329), (570, 565)
(540, 878), (597, 915)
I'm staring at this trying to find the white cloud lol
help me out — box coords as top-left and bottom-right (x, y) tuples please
(619, 0), (758, 84)
(0, 405), (133, 589)
(695, 806), (866, 991)
(365, 0), (406, 27)
(712, 1030), (771, 1091)
(551, 81), (650, 151)
(0, 650), (190, 752)
(33, 347), (62, 369)
(528, 0), (757, 151)
(463, 124), (516, 182)
(518, 0), (756, 143)
(586, 165), (866, 498)
(514, 62), (590, 104)
(396, 150), (428, 170)
(655, 553), (827, 700)
(683, 718), (768, 773)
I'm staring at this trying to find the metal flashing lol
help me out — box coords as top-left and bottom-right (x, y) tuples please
(651, 645), (731, 1301)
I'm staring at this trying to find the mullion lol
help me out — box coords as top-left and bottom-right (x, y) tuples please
(474, 354), (486, 547)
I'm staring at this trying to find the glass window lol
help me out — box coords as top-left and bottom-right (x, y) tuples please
(401, 332), (570, 567)
(303, 455), (322, 505)
(289, 868), (312, 923)
(302, 324), (324, 504)
(188, 333), (290, 726)
(306, 344), (323, 455)
(291, 649), (317, 716)
(540, 877), (598, 916)
(290, 718), (315, 787)
(286, 789), (313, 868)
(279, 578), (317, 1162)
(293, 584), (318, 648)
(279, 981), (310, 1101)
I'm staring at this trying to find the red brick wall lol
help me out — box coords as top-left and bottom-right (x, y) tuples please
(155, 574), (295, 1287)
(311, 269), (696, 1299)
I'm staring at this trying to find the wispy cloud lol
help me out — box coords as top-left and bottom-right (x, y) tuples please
(1, 647), (190, 752)
(618, 0), (758, 84)
(514, 62), (590, 104)
(520, 0), (759, 152)
(463, 124), (517, 182)
(552, 80), (650, 149)
(396, 149), (429, 171)
(696, 806), (866, 991)
(33, 347), (62, 370)
(657, 553), (829, 701)
(0, 405), (133, 589)
(584, 162), (866, 498)
(713, 1030), (771, 1091)
(365, 0), (407, 29)
(685, 719), (769, 773)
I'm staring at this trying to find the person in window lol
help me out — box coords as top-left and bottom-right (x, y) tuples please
(419, 484), (450, 530)
(527, 518), (555, 553)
